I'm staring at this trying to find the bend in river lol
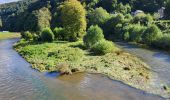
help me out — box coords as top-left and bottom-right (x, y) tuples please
(0, 39), (164, 100)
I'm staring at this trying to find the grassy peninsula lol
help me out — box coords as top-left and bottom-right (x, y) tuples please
(14, 39), (153, 92)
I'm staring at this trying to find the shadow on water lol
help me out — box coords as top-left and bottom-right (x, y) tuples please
(44, 71), (60, 78)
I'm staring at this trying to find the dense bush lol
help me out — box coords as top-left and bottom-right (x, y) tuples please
(88, 7), (110, 27)
(133, 13), (153, 26)
(128, 24), (146, 42)
(83, 25), (104, 48)
(115, 3), (131, 14)
(21, 31), (33, 41)
(53, 27), (64, 40)
(142, 24), (162, 45)
(61, 0), (86, 41)
(40, 28), (54, 42)
(103, 13), (125, 38)
(91, 40), (115, 55)
(98, 0), (117, 12)
(152, 34), (170, 50)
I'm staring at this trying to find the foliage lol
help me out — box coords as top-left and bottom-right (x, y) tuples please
(127, 24), (146, 42)
(115, 3), (131, 14)
(53, 27), (64, 40)
(91, 40), (116, 55)
(103, 13), (125, 38)
(48, 48), (84, 62)
(61, 0), (86, 41)
(88, 7), (110, 27)
(83, 25), (104, 48)
(152, 34), (170, 50)
(40, 28), (54, 42)
(21, 31), (33, 41)
(98, 0), (117, 12)
(142, 24), (163, 45)
(133, 13), (153, 26)
(165, 0), (170, 19)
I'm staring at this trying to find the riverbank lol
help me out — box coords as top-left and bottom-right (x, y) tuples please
(14, 39), (170, 98)
(0, 32), (20, 40)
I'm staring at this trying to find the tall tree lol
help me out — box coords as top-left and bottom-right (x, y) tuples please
(61, 0), (86, 41)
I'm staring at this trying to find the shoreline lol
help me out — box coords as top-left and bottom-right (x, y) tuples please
(14, 39), (170, 98)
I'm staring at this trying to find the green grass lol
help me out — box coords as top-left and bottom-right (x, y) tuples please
(0, 32), (21, 40)
(14, 39), (155, 92)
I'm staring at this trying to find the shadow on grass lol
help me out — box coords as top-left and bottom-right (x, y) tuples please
(69, 43), (87, 50)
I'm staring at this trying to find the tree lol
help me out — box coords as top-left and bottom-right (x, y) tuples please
(165, 0), (170, 19)
(133, 13), (153, 26)
(115, 3), (131, 14)
(98, 0), (117, 12)
(88, 7), (110, 27)
(61, 0), (87, 41)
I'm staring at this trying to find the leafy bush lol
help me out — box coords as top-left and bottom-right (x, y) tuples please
(21, 31), (33, 41)
(128, 24), (146, 42)
(40, 28), (54, 42)
(83, 25), (104, 48)
(121, 24), (146, 42)
(152, 34), (170, 50)
(88, 7), (110, 27)
(142, 24), (162, 45)
(103, 13), (125, 37)
(133, 13), (153, 26)
(91, 40), (116, 55)
(53, 27), (64, 40)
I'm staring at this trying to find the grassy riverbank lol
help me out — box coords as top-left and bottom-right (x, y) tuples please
(14, 39), (156, 91)
(0, 32), (20, 40)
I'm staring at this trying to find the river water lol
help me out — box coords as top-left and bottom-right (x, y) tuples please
(0, 39), (164, 100)
(116, 42), (170, 86)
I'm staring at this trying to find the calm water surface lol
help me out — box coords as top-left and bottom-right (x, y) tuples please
(0, 39), (164, 100)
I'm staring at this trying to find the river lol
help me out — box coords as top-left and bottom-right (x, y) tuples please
(0, 39), (164, 100)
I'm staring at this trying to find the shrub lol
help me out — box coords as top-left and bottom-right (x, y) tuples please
(123, 32), (130, 41)
(53, 27), (64, 40)
(152, 34), (170, 50)
(103, 13), (125, 37)
(88, 7), (110, 26)
(133, 13), (153, 26)
(21, 31), (33, 41)
(121, 24), (146, 42)
(142, 24), (162, 45)
(83, 25), (104, 48)
(91, 40), (116, 55)
(41, 28), (54, 42)
(128, 24), (146, 42)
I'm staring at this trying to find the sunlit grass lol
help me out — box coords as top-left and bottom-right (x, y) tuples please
(0, 32), (21, 40)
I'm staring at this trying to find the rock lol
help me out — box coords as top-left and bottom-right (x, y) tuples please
(71, 68), (79, 72)
(123, 67), (130, 70)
